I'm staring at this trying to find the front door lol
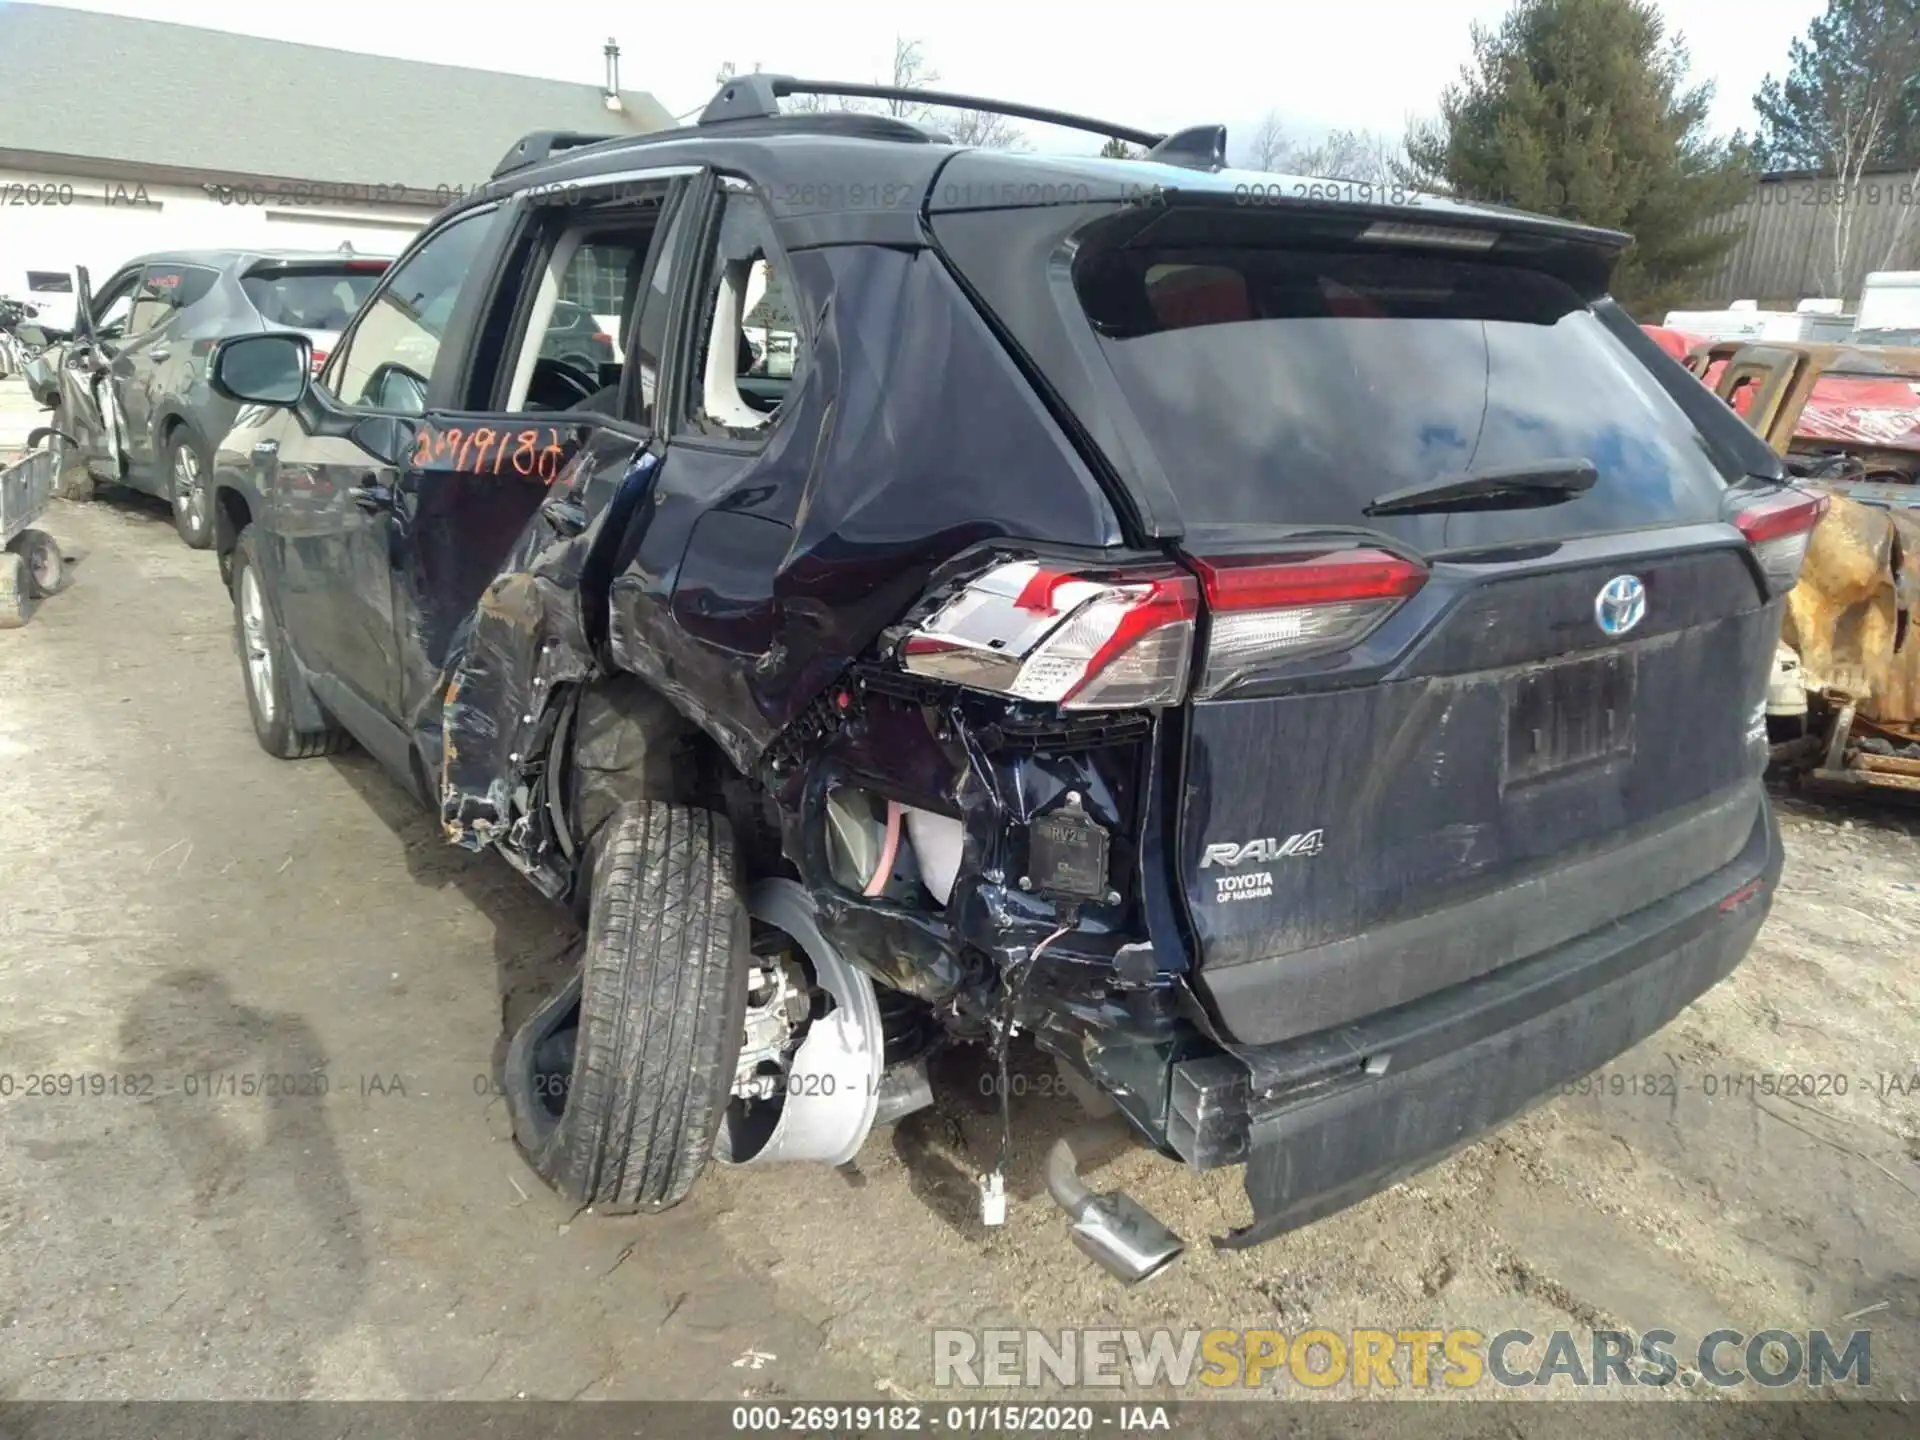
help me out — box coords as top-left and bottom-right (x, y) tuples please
(110, 266), (183, 484)
(71, 265), (139, 480)
(279, 207), (503, 719)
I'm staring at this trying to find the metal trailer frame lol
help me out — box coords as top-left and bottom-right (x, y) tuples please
(0, 429), (68, 625)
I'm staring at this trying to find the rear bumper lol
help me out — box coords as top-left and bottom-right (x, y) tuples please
(1186, 799), (1780, 1249)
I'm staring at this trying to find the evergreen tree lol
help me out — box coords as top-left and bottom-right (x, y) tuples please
(1099, 136), (1137, 159)
(1403, 0), (1752, 315)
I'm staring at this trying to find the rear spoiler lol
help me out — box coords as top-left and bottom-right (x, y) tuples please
(242, 258), (392, 277)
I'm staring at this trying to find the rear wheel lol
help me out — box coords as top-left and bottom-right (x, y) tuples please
(520, 803), (748, 1212)
(167, 430), (213, 549)
(6, 528), (63, 597)
(230, 528), (346, 759)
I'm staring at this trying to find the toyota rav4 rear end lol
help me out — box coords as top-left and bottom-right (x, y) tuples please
(896, 153), (1808, 1258)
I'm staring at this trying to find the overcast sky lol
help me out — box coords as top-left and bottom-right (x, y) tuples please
(44, 0), (1826, 159)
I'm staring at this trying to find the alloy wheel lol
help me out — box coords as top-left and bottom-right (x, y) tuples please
(239, 567), (277, 724)
(173, 443), (206, 533)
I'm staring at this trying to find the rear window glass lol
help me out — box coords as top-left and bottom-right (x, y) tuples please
(1073, 247), (1730, 539)
(26, 271), (72, 293)
(243, 269), (383, 331)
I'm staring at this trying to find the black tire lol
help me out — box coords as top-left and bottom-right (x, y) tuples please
(529, 803), (748, 1212)
(6, 528), (63, 598)
(166, 429), (214, 549)
(230, 528), (347, 759)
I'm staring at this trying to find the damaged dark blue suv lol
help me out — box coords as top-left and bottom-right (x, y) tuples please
(204, 74), (1811, 1280)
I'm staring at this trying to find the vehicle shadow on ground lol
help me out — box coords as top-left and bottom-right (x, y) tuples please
(114, 968), (369, 1391)
(322, 747), (581, 1037)
(84, 483), (175, 529)
(888, 1038), (1093, 1234)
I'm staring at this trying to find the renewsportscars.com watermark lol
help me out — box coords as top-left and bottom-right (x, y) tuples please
(933, 1327), (1872, 1391)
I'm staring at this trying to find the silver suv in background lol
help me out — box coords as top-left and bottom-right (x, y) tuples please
(46, 249), (390, 547)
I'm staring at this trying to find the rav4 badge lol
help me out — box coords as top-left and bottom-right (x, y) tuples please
(1200, 831), (1325, 868)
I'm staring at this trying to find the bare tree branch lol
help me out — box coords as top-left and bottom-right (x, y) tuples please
(1247, 111), (1290, 172)
(885, 36), (938, 117)
(1880, 161), (1920, 269)
(944, 109), (1025, 149)
(777, 38), (1022, 148)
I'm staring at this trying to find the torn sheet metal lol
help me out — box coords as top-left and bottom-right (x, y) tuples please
(602, 242), (1124, 776)
(766, 671), (1156, 1028)
(392, 421), (653, 871)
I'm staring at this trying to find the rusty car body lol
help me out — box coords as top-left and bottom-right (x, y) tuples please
(1685, 338), (1920, 793)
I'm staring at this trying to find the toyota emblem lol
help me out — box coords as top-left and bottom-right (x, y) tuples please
(1595, 574), (1647, 636)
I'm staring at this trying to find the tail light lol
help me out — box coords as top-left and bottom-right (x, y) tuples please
(1192, 549), (1428, 698)
(900, 560), (1197, 710)
(308, 348), (329, 375)
(1734, 488), (1827, 591)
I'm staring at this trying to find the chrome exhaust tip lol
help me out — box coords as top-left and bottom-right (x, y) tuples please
(1045, 1114), (1186, 1284)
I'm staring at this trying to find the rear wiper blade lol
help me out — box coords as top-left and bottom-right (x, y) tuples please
(1364, 459), (1598, 517)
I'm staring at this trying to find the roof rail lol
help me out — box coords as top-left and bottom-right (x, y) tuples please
(493, 131), (622, 179)
(698, 74), (1168, 149)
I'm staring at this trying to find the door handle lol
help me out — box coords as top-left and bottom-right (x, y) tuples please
(149, 348), (170, 362)
(349, 477), (394, 512)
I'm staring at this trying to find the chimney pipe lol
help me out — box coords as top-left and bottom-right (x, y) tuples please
(603, 38), (620, 99)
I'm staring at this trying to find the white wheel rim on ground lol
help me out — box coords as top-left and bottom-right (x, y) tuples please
(239, 567), (276, 724)
(25, 537), (60, 592)
(718, 879), (884, 1167)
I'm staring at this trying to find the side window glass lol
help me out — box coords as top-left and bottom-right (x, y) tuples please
(172, 266), (220, 311)
(327, 210), (493, 414)
(92, 281), (136, 341)
(682, 188), (798, 442)
(128, 268), (182, 336)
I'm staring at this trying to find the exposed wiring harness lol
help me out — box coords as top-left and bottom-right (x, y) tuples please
(980, 918), (1074, 1226)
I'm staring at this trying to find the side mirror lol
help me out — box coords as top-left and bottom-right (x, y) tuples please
(363, 361), (428, 416)
(212, 332), (311, 406)
(349, 414), (416, 469)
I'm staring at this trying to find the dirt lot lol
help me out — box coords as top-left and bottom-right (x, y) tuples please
(3, 393), (1918, 1424)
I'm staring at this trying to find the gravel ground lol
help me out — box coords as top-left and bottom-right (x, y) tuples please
(3, 388), (1917, 1428)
